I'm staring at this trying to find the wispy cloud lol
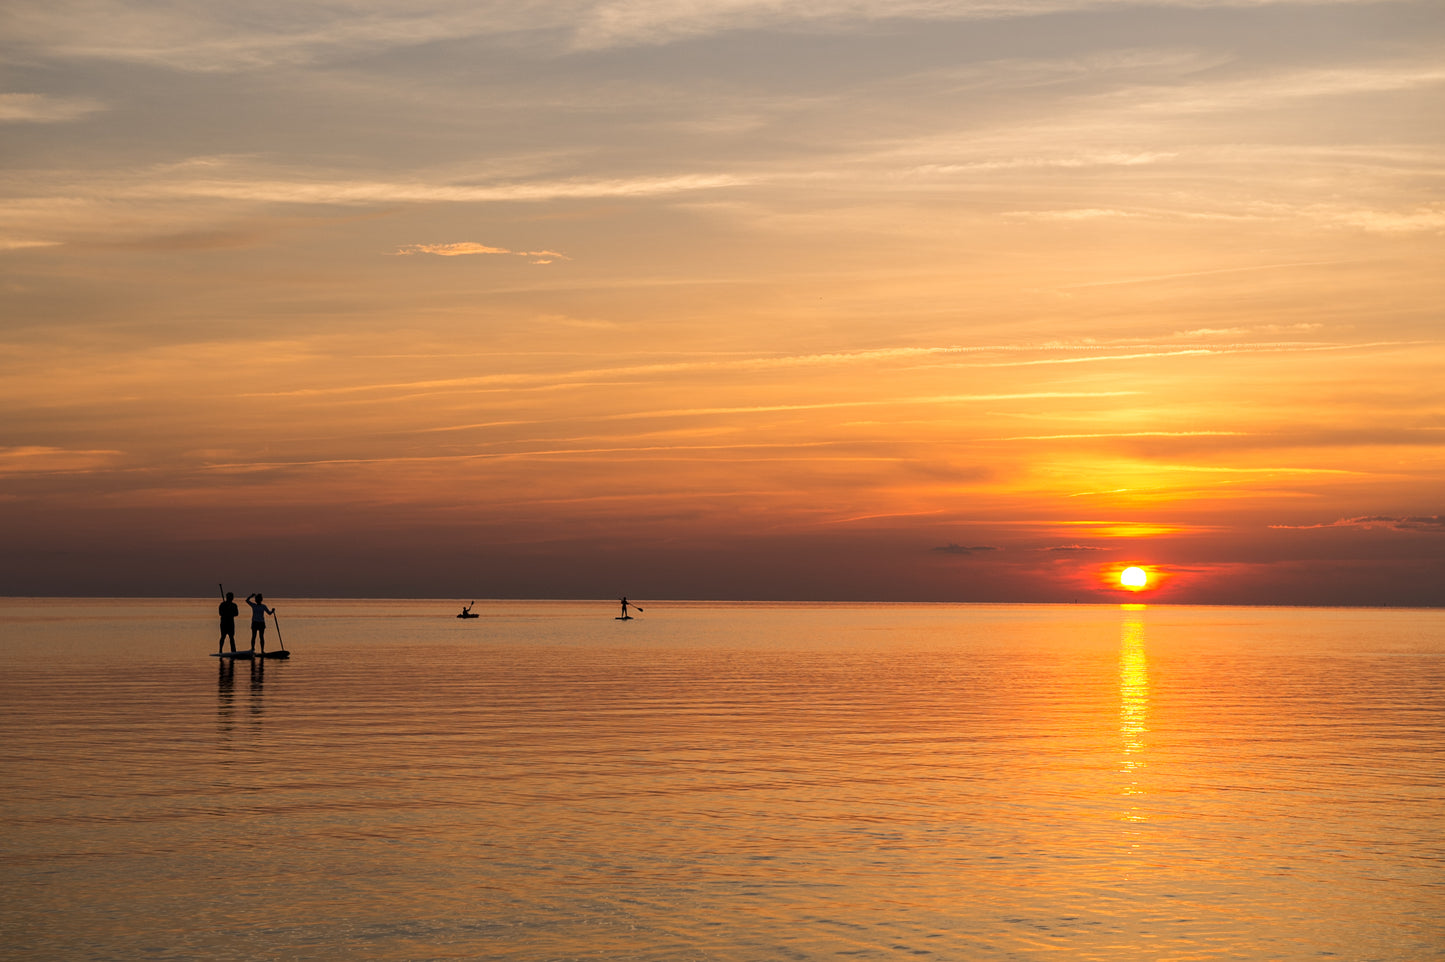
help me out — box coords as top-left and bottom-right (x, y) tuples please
(567, 0), (1385, 51)
(393, 242), (569, 264)
(250, 348), (980, 399)
(1270, 515), (1445, 531)
(1059, 261), (1350, 290)
(590, 392), (1141, 422)
(987, 431), (1244, 441)
(0, 166), (750, 246)
(158, 173), (746, 205)
(1143, 464), (1360, 476)
(0, 3), (568, 71)
(0, 238), (63, 251)
(1005, 208), (1141, 221)
(1322, 205), (1445, 234)
(1045, 544), (1108, 552)
(932, 543), (999, 555)
(10, 0), (1411, 75)
(1119, 62), (1445, 116)
(920, 152), (1176, 177)
(0, 445), (122, 475)
(0, 93), (103, 123)
(200, 441), (909, 472)
(952, 341), (1424, 371)
(245, 341), (1154, 400)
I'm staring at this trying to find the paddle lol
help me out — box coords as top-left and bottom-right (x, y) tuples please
(271, 610), (288, 654)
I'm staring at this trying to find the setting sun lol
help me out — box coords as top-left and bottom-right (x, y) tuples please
(1121, 566), (1149, 589)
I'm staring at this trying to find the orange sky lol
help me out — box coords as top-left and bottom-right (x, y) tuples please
(2, 0), (1442, 602)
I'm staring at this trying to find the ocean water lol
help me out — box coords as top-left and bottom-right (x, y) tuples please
(1, 599), (1442, 961)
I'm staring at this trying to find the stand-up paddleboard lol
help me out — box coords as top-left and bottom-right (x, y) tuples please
(260, 650), (290, 659)
(615, 615), (633, 620)
(212, 651), (254, 659)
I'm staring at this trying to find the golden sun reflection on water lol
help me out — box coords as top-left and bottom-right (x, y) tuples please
(1119, 604), (1149, 817)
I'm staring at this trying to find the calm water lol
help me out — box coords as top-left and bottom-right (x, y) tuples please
(1, 599), (1442, 960)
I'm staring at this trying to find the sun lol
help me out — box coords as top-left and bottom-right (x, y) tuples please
(1120, 566), (1149, 589)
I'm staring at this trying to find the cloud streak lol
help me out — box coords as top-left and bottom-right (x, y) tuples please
(244, 345), (1139, 399)
(987, 431), (1244, 441)
(393, 242), (569, 263)
(1270, 515), (1445, 532)
(239, 337), (1421, 405)
(0, 93), (103, 123)
(159, 173), (747, 205)
(7, 0), (1401, 72)
(932, 543), (1000, 555)
(0, 445), (123, 476)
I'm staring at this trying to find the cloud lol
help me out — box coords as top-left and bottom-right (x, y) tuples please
(987, 431), (1244, 441)
(0, 93), (103, 123)
(1323, 206), (1445, 234)
(200, 440), (909, 473)
(0, 2), (566, 72)
(160, 173), (746, 205)
(89, 228), (266, 252)
(0, 2), (1220, 73)
(8, 0), (1406, 73)
(0, 445), (122, 476)
(0, 239), (63, 251)
(1270, 515), (1445, 532)
(1060, 261), (1350, 290)
(566, 0), (1384, 51)
(393, 242), (569, 263)
(1004, 208), (1140, 221)
(932, 543), (999, 555)
(920, 152), (1176, 177)
(0, 162), (748, 250)
(965, 341), (1423, 370)
(1045, 544), (1107, 552)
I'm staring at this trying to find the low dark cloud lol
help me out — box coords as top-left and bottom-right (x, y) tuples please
(932, 543), (1000, 555)
(1045, 544), (1108, 552)
(1270, 515), (1444, 532)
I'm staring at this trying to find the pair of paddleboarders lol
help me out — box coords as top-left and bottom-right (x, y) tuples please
(217, 589), (277, 655)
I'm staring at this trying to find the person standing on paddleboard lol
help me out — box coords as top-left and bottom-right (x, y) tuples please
(218, 592), (240, 653)
(245, 592), (276, 654)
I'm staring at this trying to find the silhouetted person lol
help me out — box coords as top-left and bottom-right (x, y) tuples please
(218, 592), (239, 653)
(246, 592), (276, 654)
(619, 597), (642, 619)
